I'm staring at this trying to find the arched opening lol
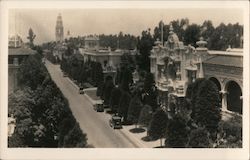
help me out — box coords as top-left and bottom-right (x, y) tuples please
(209, 77), (222, 108)
(226, 81), (242, 114)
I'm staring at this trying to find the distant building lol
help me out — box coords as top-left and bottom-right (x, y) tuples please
(8, 35), (36, 93)
(79, 35), (137, 83)
(150, 24), (243, 115)
(55, 13), (64, 42)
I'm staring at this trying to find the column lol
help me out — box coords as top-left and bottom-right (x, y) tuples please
(220, 90), (227, 111)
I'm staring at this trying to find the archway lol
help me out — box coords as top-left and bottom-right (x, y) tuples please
(226, 81), (242, 114)
(209, 77), (222, 108)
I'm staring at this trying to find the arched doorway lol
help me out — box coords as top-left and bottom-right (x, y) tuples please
(209, 77), (222, 108)
(226, 81), (242, 114)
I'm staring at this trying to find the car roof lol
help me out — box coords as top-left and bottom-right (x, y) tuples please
(112, 116), (121, 120)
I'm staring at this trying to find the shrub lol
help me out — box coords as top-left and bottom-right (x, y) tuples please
(188, 127), (210, 148)
(194, 80), (221, 134)
(217, 116), (242, 148)
(165, 114), (189, 148)
(127, 94), (143, 127)
(138, 105), (153, 128)
(148, 109), (168, 140)
(118, 91), (131, 121)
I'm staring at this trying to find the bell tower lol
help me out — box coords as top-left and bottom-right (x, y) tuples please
(55, 13), (64, 42)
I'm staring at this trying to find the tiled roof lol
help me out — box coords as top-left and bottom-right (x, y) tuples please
(203, 55), (243, 68)
(9, 47), (36, 56)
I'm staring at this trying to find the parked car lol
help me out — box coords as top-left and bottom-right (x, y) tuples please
(94, 103), (104, 112)
(109, 115), (122, 129)
(79, 87), (84, 94)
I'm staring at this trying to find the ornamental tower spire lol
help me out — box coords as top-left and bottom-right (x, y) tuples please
(55, 13), (64, 42)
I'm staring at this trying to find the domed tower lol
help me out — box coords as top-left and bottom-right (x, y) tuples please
(55, 13), (64, 42)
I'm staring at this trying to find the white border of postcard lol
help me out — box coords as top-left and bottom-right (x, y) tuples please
(0, 1), (249, 160)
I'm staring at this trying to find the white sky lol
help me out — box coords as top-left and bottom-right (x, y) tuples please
(9, 9), (243, 44)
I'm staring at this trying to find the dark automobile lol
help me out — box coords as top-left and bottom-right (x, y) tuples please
(94, 103), (104, 112)
(109, 115), (122, 129)
(79, 87), (84, 94)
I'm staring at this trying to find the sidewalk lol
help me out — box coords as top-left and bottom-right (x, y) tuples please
(66, 76), (163, 148)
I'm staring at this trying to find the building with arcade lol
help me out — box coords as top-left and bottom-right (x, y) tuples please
(150, 24), (243, 115)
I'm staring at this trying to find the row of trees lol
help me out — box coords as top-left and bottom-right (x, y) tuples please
(42, 33), (137, 53)
(60, 54), (104, 87)
(147, 78), (241, 148)
(99, 32), (137, 50)
(8, 53), (89, 147)
(137, 19), (243, 71)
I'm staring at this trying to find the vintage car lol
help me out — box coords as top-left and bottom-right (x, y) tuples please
(94, 101), (104, 112)
(109, 115), (122, 129)
(79, 87), (84, 94)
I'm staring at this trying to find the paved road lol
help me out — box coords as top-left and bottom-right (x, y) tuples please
(46, 61), (138, 148)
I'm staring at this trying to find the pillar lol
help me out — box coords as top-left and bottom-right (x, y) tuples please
(220, 90), (227, 111)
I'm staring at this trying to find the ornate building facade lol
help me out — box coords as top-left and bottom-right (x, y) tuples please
(55, 13), (64, 42)
(150, 24), (243, 115)
(79, 35), (137, 83)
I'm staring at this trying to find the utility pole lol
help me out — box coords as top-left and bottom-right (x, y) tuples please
(161, 20), (164, 46)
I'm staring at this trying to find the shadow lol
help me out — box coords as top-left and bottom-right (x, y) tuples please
(129, 128), (145, 133)
(122, 121), (133, 126)
(154, 146), (165, 148)
(103, 105), (109, 109)
(105, 109), (114, 114)
(141, 135), (158, 142)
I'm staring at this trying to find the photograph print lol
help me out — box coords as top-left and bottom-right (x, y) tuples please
(7, 5), (244, 149)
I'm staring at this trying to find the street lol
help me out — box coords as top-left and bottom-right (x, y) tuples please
(45, 61), (139, 148)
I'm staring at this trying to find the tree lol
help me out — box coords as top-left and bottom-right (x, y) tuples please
(209, 23), (227, 50)
(187, 127), (210, 148)
(109, 87), (122, 113)
(143, 73), (158, 111)
(200, 20), (215, 49)
(27, 28), (36, 48)
(138, 105), (153, 130)
(9, 51), (89, 148)
(137, 29), (154, 72)
(183, 24), (200, 47)
(103, 77), (115, 105)
(127, 94), (143, 127)
(95, 62), (104, 87)
(194, 80), (221, 135)
(118, 91), (131, 121)
(153, 21), (169, 42)
(120, 66), (132, 92)
(186, 78), (206, 119)
(63, 123), (88, 147)
(96, 81), (104, 98)
(17, 54), (47, 90)
(165, 114), (189, 148)
(148, 109), (168, 146)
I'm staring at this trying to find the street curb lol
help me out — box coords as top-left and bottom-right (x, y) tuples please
(66, 78), (100, 105)
(119, 128), (148, 148)
(65, 74), (153, 148)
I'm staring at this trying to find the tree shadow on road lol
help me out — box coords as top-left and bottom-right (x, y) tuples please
(122, 121), (133, 126)
(141, 135), (158, 142)
(154, 146), (165, 148)
(129, 128), (145, 133)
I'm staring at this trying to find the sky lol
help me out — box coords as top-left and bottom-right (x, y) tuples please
(9, 9), (243, 44)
